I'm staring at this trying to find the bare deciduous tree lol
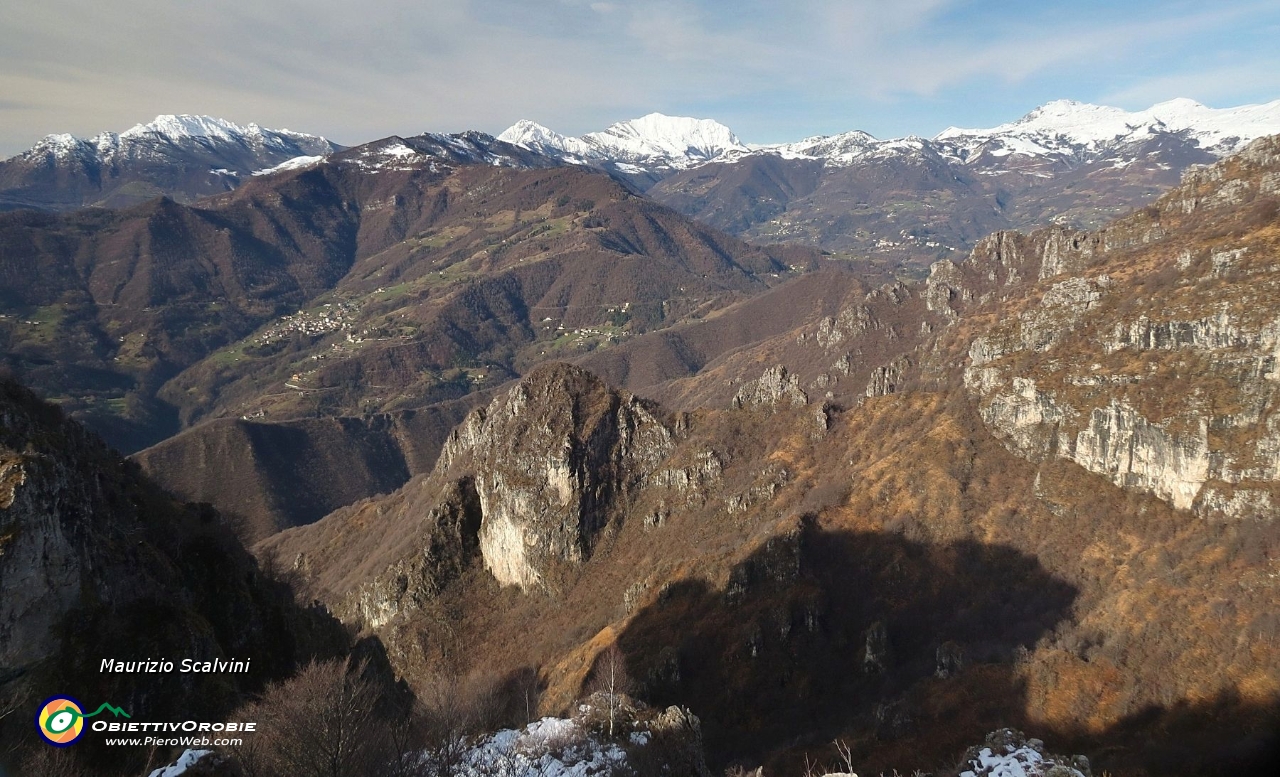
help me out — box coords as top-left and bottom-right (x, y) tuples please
(586, 644), (633, 738)
(229, 657), (390, 777)
(417, 670), (517, 776)
(418, 673), (474, 777)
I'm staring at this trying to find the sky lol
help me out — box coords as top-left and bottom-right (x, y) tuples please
(2, 0), (1279, 157)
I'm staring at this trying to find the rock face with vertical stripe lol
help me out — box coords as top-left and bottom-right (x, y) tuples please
(438, 362), (675, 591)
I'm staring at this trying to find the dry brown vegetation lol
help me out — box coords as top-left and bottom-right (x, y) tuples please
(259, 138), (1280, 776)
(264, 375), (1277, 775)
(10, 135), (1280, 777)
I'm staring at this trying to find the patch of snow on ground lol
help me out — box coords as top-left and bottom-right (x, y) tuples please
(253, 155), (325, 176)
(345, 142), (428, 172)
(147, 749), (212, 777)
(451, 716), (630, 777)
(380, 142), (420, 158)
(958, 745), (1085, 777)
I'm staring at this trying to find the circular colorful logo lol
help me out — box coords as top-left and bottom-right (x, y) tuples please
(36, 696), (85, 747)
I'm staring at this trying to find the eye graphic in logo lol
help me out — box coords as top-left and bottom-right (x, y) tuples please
(37, 697), (85, 746)
(36, 697), (131, 746)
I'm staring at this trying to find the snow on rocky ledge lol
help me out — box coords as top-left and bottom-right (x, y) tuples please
(954, 729), (1091, 777)
(454, 715), (641, 777)
(252, 154), (326, 176)
(146, 749), (213, 777)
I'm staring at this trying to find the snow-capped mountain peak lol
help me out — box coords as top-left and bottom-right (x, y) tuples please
(120, 114), (255, 142)
(499, 112), (748, 169)
(765, 129), (882, 164)
(497, 119), (569, 148)
(1149, 96), (1207, 112)
(1, 114), (343, 210)
(935, 98), (1280, 159)
(6, 115), (338, 166)
(587, 113), (746, 160)
(28, 133), (92, 159)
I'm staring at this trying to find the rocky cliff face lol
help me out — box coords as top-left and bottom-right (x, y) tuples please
(731, 365), (808, 410)
(0, 379), (345, 774)
(0, 381), (205, 670)
(955, 135), (1280, 520)
(262, 362), (682, 627)
(437, 365), (675, 590)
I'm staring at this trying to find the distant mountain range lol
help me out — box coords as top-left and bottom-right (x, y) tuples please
(3, 95), (1280, 775)
(502, 98), (1280, 171)
(501, 99), (1280, 269)
(0, 114), (341, 211)
(5, 99), (1278, 272)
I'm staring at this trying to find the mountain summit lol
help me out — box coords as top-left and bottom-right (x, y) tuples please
(499, 112), (747, 169)
(507, 99), (1280, 172)
(936, 97), (1280, 159)
(0, 114), (340, 210)
(14, 113), (337, 161)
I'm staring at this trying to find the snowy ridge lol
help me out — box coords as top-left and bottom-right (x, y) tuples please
(584, 113), (746, 164)
(252, 155), (326, 176)
(500, 112), (748, 169)
(27, 133), (93, 159)
(765, 130), (880, 163)
(121, 114), (257, 142)
(7, 114), (338, 164)
(937, 98), (1280, 161)
(502, 98), (1280, 173)
(500, 120), (603, 162)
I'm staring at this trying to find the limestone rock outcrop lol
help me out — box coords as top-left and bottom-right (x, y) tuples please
(956, 134), (1280, 519)
(732, 366), (808, 410)
(438, 363), (676, 590)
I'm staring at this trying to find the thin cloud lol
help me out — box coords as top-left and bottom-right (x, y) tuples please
(0, 0), (1276, 156)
